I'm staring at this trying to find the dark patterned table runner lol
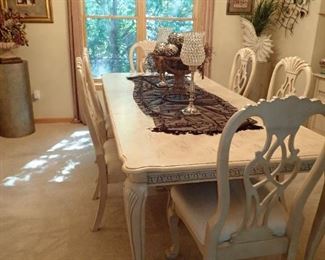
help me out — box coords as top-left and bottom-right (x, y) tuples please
(128, 75), (261, 135)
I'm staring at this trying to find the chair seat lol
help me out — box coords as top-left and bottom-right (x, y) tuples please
(171, 180), (288, 245)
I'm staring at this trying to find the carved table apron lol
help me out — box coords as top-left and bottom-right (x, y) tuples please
(102, 73), (324, 260)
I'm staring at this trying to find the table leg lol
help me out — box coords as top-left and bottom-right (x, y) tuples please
(305, 176), (325, 260)
(123, 178), (148, 260)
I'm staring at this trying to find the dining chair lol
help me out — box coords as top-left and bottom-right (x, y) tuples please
(267, 56), (312, 100)
(129, 40), (156, 73)
(228, 47), (257, 97)
(166, 95), (325, 260)
(76, 57), (115, 231)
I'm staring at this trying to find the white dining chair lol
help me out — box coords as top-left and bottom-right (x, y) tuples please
(166, 95), (325, 260)
(76, 57), (116, 231)
(228, 47), (256, 97)
(129, 40), (156, 73)
(267, 56), (312, 100)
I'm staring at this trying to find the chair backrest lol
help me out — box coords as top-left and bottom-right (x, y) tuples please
(205, 96), (325, 259)
(82, 49), (108, 141)
(228, 47), (257, 97)
(82, 49), (106, 117)
(129, 40), (156, 73)
(267, 56), (312, 100)
(75, 57), (106, 153)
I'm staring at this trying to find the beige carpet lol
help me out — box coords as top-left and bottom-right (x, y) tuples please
(0, 123), (323, 260)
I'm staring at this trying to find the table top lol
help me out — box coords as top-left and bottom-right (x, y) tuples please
(102, 73), (324, 185)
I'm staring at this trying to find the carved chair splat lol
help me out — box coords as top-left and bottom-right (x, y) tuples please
(228, 47), (257, 97)
(267, 56), (312, 100)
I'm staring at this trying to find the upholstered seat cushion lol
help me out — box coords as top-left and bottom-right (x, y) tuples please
(171, 180), (288, 245)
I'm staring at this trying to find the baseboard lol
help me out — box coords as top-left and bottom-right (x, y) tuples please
(34, 118), (76, 124)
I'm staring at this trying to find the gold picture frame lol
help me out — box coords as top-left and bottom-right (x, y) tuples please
(1, 0), (53, 23)
(227, 0), (254, 15)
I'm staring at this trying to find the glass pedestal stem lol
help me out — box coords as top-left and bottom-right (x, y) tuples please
(182, 66), (200, 115)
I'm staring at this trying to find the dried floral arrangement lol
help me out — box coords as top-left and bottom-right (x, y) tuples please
(0, 8), (28, 46)
(151, 32), (211, 78)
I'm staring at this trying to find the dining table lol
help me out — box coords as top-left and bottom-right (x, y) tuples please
(102, 72), (324, 260)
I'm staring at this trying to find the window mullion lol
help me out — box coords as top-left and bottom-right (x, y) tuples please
(193, 0), (199, 31)
(86, 15), (137, 20)
(135, 0), (146, 70)
(146, 16), (193, 21)
(137, 0), (146, 41)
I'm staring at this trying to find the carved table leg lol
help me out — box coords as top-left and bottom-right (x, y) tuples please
(124, 179), (148, 260)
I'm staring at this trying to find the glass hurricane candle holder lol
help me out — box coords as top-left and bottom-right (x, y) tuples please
(180, 32), (205, 115)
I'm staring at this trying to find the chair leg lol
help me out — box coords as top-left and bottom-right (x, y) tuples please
(165, 192), (180, 259)
(92, 155), (108, 231)
(92, 178), (100, 200)
(92, 154), (101, 200)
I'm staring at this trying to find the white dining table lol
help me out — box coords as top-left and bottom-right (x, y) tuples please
(102, 72), (323, 260)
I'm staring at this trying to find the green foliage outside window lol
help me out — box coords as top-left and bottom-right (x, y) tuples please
(85, 0), (193, 78)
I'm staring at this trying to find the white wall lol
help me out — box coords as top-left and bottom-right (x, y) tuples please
(210, 1), (242, 86)
(272, 0), (322, 67)
(15, 0), (73, 119)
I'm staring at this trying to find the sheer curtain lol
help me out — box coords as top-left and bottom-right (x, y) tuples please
(67, 0), (85, 123)
(195, 0), (215, 77)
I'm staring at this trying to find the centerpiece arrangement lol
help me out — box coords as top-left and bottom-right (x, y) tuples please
(151, 30), (211, 89)
(0, 8), (28, 63)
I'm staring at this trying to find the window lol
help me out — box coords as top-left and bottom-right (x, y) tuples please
(84, 0), (196, 78)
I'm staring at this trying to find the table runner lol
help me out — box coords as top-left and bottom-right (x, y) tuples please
(129, 75), (261, 135)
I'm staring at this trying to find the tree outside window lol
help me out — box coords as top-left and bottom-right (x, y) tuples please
(84, 0), (194, 78)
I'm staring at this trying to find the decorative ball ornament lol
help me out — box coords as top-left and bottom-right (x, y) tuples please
(168, 32), (184, 47)
(153, 42), (167, 56)
(164, 43), (179, 57)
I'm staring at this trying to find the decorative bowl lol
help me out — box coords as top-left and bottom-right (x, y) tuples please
(153, 55), (190, 89)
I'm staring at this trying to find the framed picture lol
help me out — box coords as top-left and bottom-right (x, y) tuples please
(227, 0), (254, 15)
(0, 0), (53, 23)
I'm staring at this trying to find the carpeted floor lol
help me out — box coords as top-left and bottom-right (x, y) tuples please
(0, 123), (323, 260)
